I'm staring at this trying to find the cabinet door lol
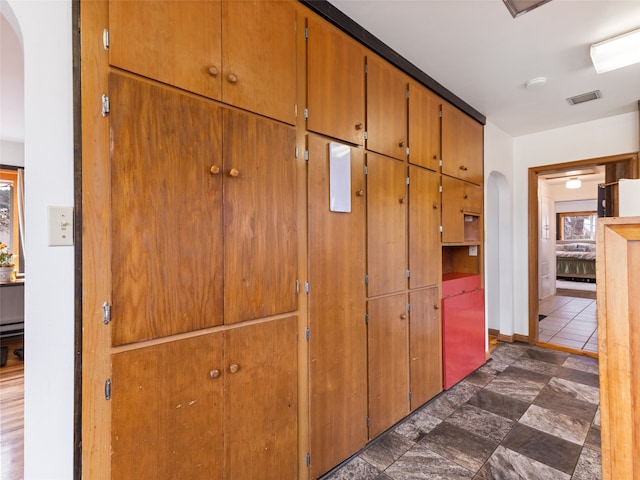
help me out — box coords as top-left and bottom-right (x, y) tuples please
(308, 135), (367, 479)
(109, 0), (222, 100)
(441, 102), (483, 184)
(307, 14), (365, 145)
(408, 82), (441, 171)
(222, 1), (297, 124)
(223, 110), (297, 325)
(225, 317), (298, 480)
(409, 166), (440, 289)
(367, 152), (407, 297)
(441, 176), (482, 244)
(367, 294), (410, 438)
(366, 55), (408, 161)
(110, 73), (224, 346)
(111, 334), (224, 479)
(409, 287), (442, 409)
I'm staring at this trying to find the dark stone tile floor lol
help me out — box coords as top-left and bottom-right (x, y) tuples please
(320, 342), (601, 480)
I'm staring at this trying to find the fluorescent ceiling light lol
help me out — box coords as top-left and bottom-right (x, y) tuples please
(591, 28), (640, 74)
(503, 0), (553, 18)
(566, 178), (582, 189)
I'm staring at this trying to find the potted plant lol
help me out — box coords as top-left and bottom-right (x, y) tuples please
(0, 243), (15, 282)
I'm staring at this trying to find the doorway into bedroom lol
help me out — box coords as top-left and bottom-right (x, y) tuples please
(529, 152), (639, 355)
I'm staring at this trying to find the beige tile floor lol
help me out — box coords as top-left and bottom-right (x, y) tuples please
(538, 295), (598, 353)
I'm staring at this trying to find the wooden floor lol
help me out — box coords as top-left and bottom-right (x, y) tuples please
(1, 335), (24, 480)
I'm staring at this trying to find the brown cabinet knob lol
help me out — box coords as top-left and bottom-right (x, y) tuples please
(356, 190), (364, 197)
(210, 165), (221, 175)
(460, 165), (468, 171)
(227, 73), (238, 84)
(228, 364), (239, 374)
(399, 141), (406, 147)
(400, 314), (407, 320)
(209, 369), (221, 379)
(208, 65), (219, 77)
(355, 122), (364, 130)
(399, 197), (406, 204)
(228, 168), (239, 177)
(463, 194), (468, 199)
(433, 202), (438, 209)
(434, 304), (439, 310)
(433, 155), (439, 160)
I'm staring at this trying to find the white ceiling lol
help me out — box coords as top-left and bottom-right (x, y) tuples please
(329, 0), (640, 137)
(2, 2), (639, 143)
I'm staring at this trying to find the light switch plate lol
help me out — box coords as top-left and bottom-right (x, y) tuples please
(469, 245), (478, 256)
(48, 206), (74, 246)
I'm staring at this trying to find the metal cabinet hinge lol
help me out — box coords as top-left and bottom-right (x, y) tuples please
(366, 416), (370, 428)
(439, 110), (443, 118)
(409, 391), (412, 401)
(296, 279), (300, 295)
(306, 452), (311, 467)
(101, 94), (110, 117)
(406, 147), (410, 156)
(365, 313), (369, 324)
(439, 159), (443, 167)
(363, 131), (368, 140)
(406, 88), (410, 99)
(305, 280), (310, 294)
(304, 108), (309, 120)
(103, 29), (109, 50)
(439, 185), (443, 193)
(364, 165), (368, 176)
(304, 27), (308, 39)
(103, 301), (111, 325)
(439, 225), (443, 233)
(105, 379), (111, 400)
(407, 303), (411, 312)
(406, 177), (410, 185)
(305, 327), (310, 342)
(407, 270), (411, 278)
(364, 274), (369, 284)
(304, 150), (309, 162)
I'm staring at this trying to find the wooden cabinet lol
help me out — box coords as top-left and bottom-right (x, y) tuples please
(307, 135), (368, 479)
(441, 102), (483, 184)
(409, 165), (441, 289)
(441, 175), (483, 244)
(109, 0), (297, 124)
(366, 55), (408, 161)
(596, 217), (640, 480)
(367, 293), (410, 438)
(111, 316), (298, 480)
(409, 287), (442, 409)
(110, 73), (297, 345)
(367, 152), (407, 297)
(408, 82), (441, 171)
(306, 14), (365, 145)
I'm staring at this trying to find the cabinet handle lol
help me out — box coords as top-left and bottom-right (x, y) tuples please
(209, 369), (221, 379)
(433, 202), (438, 209)
(356, 190), (364, 197)
(433, 155), (439, 160)
(434, 304), (439, 310)
(460, 165), (468, 171)
(399, 197), (406, 204)
(399, 141), (406, 147)
(355, 122), (364, 130)
(228, 363), (239, 374)
(210, 165), (221, 175)
(400, 314), (407, 320)
(208, 65), (219, 77)
(227, 73), (238, 84)
(463, 194), (468, 199)
(228, 168), (240, 177)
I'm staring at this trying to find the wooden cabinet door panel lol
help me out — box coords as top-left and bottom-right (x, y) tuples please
(308, 134), (367, 479)
(441, 102), (483, 184)
(367, 152), (407, 297)
(224, 317), (298, 480)
(409, 166), (440, 289)
(463, 182), (483, 214)
(111, 334), (224, 479)
(222, 110), (297, 325)
(307, 15), (365, 145)
(441, 175), (465, 244)
(110, 73), (224, 345)
(366, 55), (408, 161)
(408, 82), (441, 171)
(409, 287), (442, 409)
(109, 0), (222, 100)
(222, 0), (297, 124)
(367, 294), (410, 438)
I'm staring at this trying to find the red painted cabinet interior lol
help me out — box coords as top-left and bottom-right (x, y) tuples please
(442, 273), (485, 390)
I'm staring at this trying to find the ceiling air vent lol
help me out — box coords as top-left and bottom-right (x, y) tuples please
(503, 0), (553, 18)
(566, 90), (602, 106)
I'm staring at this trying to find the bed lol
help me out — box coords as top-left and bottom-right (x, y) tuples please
(555, 241), (596, 281)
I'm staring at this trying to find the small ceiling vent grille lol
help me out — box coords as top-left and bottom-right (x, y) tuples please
(503, 0), (553, 18)
(566, 90), (602, 106)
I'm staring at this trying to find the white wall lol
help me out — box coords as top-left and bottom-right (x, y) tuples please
(1, 140), (24, 166)
(511, 111), (639, 336)
(6, 1), (75, 478)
